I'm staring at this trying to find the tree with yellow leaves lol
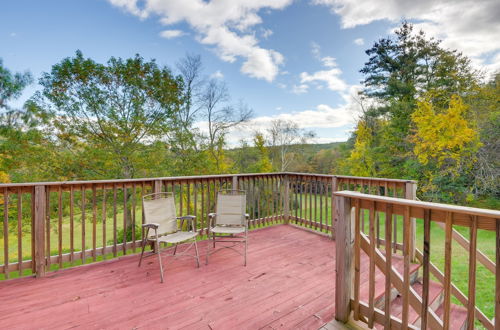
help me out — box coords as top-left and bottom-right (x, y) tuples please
(411, 94), (481, 200)
(344, 120), (376, 177)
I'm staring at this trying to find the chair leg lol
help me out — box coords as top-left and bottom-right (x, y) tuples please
(244, 233), (248, 267)
(156, 241), (164, 283)
(206, 231), (211, 265)
(194, 239), (200, 268)
(138, 237), (148, 267)
(173, 244), (178, 255)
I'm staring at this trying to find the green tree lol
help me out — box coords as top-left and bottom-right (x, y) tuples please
(32, 51), (182, 179)
(359, 21), (478, 179)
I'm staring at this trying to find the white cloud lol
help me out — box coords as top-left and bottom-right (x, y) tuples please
(9, 32), (17, 37)
(302, 43), (348, 93)
(195, 85), (363, 146)
(159, 29), (186, 39)
(300, 67), (347, 92)
(108, 0), (291, 82)
(353, 38), (364, 45)
(311, 41), (321, 59)
(292, 84), (309, 94)
(261, 28), (273, 39)
(321, 56), (337, 67)
(312, 0), (500, 73)
(211, 70), (224, 79)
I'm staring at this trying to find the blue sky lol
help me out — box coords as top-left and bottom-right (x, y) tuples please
(1, 0), (499, 144)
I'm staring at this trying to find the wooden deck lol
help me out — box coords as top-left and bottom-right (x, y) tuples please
(0, 225), (338, 330)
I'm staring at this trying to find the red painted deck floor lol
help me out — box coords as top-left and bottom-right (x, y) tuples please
(0, 225), (337, 330)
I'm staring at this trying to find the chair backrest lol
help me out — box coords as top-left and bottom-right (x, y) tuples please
(143, 192), (178, 236)
(215, 190), (246, 226)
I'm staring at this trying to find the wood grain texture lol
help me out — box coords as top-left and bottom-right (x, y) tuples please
(0, 225), (337, 329)
(334, 195), (352, 323)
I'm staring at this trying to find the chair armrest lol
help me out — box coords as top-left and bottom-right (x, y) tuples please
(178, 215), (197, 231)
(177, 215), (196, 220)
(208, 213), (216, 218)
(142, 223), (159, 229)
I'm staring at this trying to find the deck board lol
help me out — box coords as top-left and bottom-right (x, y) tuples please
(0, 225), (337, 330)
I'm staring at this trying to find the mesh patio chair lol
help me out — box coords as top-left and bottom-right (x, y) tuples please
(206, 190), (249, 266)
(138, 192), (200, 283)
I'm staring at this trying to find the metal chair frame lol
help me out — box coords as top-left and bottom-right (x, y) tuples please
(206, 190), (249, 266)
(138, 192), (200, 283)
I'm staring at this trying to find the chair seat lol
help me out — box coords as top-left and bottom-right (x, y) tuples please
(210, 225), (246, 234)
(155, 231), (198, 244)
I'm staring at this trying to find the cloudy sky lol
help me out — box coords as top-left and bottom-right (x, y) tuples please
(1, 0), (499, 144)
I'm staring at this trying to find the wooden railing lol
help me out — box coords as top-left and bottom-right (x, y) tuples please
(0, 172), (415, 280)
(334, 191), (500, 329)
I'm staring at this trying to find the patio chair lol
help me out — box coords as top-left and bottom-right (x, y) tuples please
(138, 192), (200, 283)
(206, 190), (249, 266)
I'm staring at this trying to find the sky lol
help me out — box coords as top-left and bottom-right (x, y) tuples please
(1, 0), (499, 145)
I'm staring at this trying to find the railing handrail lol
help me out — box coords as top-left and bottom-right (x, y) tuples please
(0, 172), (416, 189)
(284, 172), (417, 184)
(334, 190), (500, 220)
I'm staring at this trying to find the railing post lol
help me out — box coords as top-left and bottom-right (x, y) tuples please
(34, 185), (46, 278)
(284, 175), (290, 224)
(154, 180), (162, 194)
(335, 193), (353, 323)
(232, 175), (238, 191)
(405, 181), (417, 261)
(331, 176), (338, 240)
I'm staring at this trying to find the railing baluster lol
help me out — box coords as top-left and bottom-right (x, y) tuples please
(58, 187), (63, 267)
(309, 180), (313, 228)
(443, 212), (453, 329)
(402, 205), (411, 329)
(132, 184), (136, 252)
(353, 198), (361, 321)
(368, 201), (376, 328)
(46, 189), (51, 270)
(81, 186), (86, 263)
(384, 203), (393, 329)
(92, 185), (97, 262)
(17, 188), (23, 275)
(467, 215), (477, 329)
(122, 185), (127, 255)
(3, 188), (9, 278)
(112, 185), (117, 257)
(421, 209), (431, 329)
(70, 186), (74, 265)
(102, 187), (107, 259)
(495, 219), (500, 330)
(392, 183), (397, 253)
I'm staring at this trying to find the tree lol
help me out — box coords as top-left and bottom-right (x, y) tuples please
(168, 54), (207, 176)
(343, 120), (376, 177)
(202, 79), (252, 172)
(248, 133), (272, 173)
(32, 51), (182, 179)
(360, 21), (478, 162)
(267, 119), (315, 171)
(0, 58), (33, 128)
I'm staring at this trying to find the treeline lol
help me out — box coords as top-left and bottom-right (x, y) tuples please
(0, 52), (255, 182)
(338, 22), (499, 206)
(1, 21), (498, 207)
